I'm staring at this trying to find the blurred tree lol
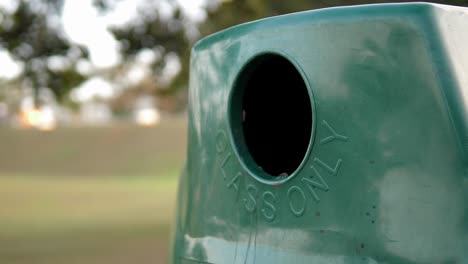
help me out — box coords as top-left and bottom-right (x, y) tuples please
(0, 0), (88, 105)
(109, 4), (190, 93)
(103, 1), (192, 111)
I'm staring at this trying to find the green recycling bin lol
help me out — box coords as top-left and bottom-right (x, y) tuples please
(169, 3), (468, 263)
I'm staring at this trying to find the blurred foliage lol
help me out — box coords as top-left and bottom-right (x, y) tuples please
(0, 1), (65, 60)
(110, 5), (190, 95)
(112, 9), (187, 57)
(0, 0), (87, 103)
(1, 0), (468, 108)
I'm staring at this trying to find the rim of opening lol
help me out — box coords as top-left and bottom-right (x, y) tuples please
(227, 51), (316, 185)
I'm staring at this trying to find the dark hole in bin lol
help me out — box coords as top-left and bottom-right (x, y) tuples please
(234, 54), (312, 177)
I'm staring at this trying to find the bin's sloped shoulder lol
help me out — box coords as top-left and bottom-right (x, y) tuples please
(192, 3), (441, 52)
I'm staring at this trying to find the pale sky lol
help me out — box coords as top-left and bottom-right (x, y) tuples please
(0, 50), (23, 79)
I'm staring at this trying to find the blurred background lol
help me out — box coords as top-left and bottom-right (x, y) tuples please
(0, 0), (467, 263)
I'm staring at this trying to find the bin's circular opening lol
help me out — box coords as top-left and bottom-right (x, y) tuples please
(229, 53), (313, 181)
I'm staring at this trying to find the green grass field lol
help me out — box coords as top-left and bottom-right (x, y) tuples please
(0, 118), (187, 264)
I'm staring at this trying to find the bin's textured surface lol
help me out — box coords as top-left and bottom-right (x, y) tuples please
(170, 3), (468, 263)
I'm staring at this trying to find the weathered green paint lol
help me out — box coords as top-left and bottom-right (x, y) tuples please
(169, 3), (468, 263)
